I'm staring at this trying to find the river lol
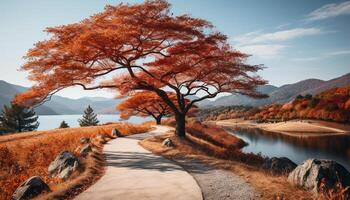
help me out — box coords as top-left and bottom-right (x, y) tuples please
(225, 127), (350, 171)
(37, 115), (149, 130)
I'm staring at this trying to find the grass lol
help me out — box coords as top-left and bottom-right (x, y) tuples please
(0, 122), (150, 200)
(186, 121), (247, 149)
(164, 120), (265, 166)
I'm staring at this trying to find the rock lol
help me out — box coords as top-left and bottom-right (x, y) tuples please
(48, 151), (80, 180)
(12, 176), (50, 200)
(112, 128), (121, 137)
(162, 138), (174, 147)
(288, 159), (350, 193)
(262, 157), (297, 174)
(80, 144), (92, 156)
(80, 137), (90, 144)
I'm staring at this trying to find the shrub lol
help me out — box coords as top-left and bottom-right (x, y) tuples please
(305, 94), (313, 100)
(309, 97), (320, 108)
(326, 103), (339, 111)
(186, 122), (246, 149)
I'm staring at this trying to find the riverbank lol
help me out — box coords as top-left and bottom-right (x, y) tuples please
(140, 130), (312, 199)
(214, 119), (350, 137)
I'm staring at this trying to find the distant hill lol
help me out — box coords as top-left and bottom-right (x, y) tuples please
(249, 85), (350, 123)
(0, 80), (120, 115)
(200, 73), (350, 108)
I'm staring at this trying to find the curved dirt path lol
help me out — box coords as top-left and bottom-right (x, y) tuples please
(75, 126), (202, 200)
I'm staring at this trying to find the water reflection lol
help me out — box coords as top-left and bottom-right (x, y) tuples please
(224, 126), (350, 171)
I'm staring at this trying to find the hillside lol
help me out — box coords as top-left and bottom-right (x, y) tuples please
(250, 85), (350, 123)
(200, 73), (350, 108)
(0, 80), (120, 115)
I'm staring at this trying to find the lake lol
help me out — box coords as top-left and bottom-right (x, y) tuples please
(225, 127), (350, 171)
(37, 115), (149, 130)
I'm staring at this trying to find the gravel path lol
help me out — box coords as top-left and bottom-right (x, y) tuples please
(174, 158), (261, 200)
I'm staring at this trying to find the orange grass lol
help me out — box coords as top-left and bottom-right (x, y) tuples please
(0, 123), (150, 200)
(186, 121), (247, 149)
(164, 120), (264, 166)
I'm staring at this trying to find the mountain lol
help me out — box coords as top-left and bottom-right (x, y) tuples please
(0, 80), (57, 115)
(301, 73), (350, 96)
(200, 73), (350, 108)
(0, 80), (120, 115)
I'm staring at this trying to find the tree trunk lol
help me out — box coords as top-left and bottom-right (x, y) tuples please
(155, 116), (162, 125)
(175, 113), (186, 137)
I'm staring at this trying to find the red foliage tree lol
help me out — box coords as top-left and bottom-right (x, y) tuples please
(14, 0), (267, 137)
(117, 92), (174, 124)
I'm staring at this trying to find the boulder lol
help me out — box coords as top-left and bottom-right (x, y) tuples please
(48, 151), (80, 180)
(288, 159), (350, 193)
(80, 137), (90, 144)
(112, 128), (121, 137)
(262, 157), (297, 174)
(80, 144), (92, 156)
(12, 176), (50, 200)
(162, 138), (174, 147)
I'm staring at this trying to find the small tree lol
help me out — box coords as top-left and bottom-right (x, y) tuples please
(296, 94), (303, 99)
(0, 103), (39, 133)
(117, 92), (174, 124)
(305, 94), (313, 100)
(309, 97), (320, 108)
(59, 120), (69, 128)
(78, 105), (99, 127)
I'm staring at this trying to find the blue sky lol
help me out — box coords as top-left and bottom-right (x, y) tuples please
(0, 0), (349, 99)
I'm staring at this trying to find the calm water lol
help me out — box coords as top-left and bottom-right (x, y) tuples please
(37, 115), (149, 130)
(225, 127), (350, 171)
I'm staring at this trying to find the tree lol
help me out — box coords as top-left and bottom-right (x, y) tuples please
(309, 97), (320, 108)
(78, 106), (99, 126)
(305, 94), (313, 100)
(296, 94), (303, 99)
(59, 120), (69, 128)
(117, 91), (178, 124)
(14, 0), (266, 137)
(0, 103), (39, 133)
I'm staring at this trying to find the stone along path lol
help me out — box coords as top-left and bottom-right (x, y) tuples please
(75, 126), (202, 200)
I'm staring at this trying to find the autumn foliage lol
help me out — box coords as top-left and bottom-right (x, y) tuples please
(250, 86), (350, 123)
(117, 92), (174, 124)
(0, 123), (150, 200)
(14, 0), (266, 137)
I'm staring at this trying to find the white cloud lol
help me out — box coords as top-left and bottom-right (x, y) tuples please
(233, 28), (322, 45)
(292, 57), (321, 62)
(326, 50), (350, 56)
(306, 1), (350, 21)
(237, 44), (287, 59)
(290, 50), (350, 62)
(276, 23), (290, 30)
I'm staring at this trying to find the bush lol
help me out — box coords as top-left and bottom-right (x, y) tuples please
(326, 103), (338, 111)
(305, 94), (313, 100)
(186, 122), (246, 149)
(309, 97), (320, 108)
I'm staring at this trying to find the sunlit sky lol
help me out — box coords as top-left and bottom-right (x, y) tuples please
(0, 0), (349, 99)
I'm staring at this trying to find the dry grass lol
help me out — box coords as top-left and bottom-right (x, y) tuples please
(140, 132), (313, 200)
(186, 121), (247, 149)
(0, 122), (150, 200)
(165, 121), (264, 166)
